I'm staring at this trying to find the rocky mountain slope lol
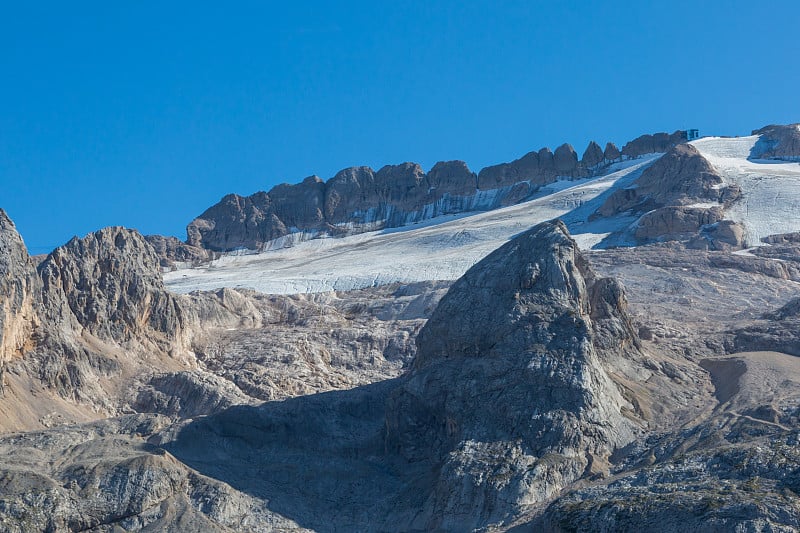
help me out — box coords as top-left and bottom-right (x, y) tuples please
(0, 215), (436, 433)
(1, 122), (800, 531)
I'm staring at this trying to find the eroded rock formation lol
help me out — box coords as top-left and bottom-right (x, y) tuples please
(0, 210), (41, 395)
(385, 219), (643, 530)
(595, 144), (743, 248)
(186, 130), (687, 252)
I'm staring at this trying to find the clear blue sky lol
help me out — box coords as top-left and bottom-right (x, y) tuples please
(1, 1), (798, 253)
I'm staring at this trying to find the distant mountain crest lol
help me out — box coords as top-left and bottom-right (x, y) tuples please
(186, 130), (690, 252)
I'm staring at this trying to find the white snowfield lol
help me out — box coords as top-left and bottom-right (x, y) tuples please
(164, 136), (800, 295)
(164, 157), (657, 295)
(692, 136), (800, 246)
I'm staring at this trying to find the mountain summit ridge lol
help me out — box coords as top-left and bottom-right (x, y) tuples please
(185, 130), (690, 252)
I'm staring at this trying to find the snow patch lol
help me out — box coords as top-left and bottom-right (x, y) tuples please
(693, 136), (800, 246)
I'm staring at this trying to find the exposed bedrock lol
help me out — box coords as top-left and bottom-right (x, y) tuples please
(39, 227), (188, 347)
(187, 130), (687, 252)
(595, 143), (744, 248)
(0, 210), (41, 395)
(596, 144), (733, 218)
(385, 219), (643, 530)
(144, 235), (213, 270)
(751, 123), (800, 160)
(621, 130), (687, 159)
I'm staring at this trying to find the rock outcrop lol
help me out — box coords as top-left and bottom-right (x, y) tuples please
(385, 220), (642, 530)
(185, 192), (283, 250)
(751, 123), (800, 161)
(426, 160), (477, 198)
(595, 144), (743, 248)
(39, 227), (187, 347)
(0, 210), (41, 395)
(604, 141), (621, 162)
(621, 130), (687, 159)
(597, 144), (729, 217)
(0, 414), (302, 532)
(477, 148), (557, 190)
(145, 235), (212, 269)
(730, 297), (800, 357)
(322, 166), (377, 223)
(582, 140), (605, 168)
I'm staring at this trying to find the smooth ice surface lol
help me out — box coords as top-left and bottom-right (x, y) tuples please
(692, 136), (800, 246)
(164, 157), (657, 294)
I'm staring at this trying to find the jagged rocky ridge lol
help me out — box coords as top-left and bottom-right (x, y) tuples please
(185, 130), (689, 253)
(0, 212), (440, 433)
(0, 210), (40, 396)
(2, 123), (800, 531)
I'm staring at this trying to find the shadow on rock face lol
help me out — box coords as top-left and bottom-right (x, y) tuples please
(162, 378), (440, 533)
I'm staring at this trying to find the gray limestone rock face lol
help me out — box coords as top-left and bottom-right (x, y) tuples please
(582, 140), (605, 168)
(38, 227), (186, 346)
(621, 130), (687, 159)
(0, 210), (41, 395)
(267, 175), (326, 230)
(604, 141), (621, 162)
(477, 149), (550, 190)
(554, 142), (580, 174)
(144, 235), (212, 269)
(634, 206), (724, 243)
(0, 414), (301, 532)
(373, 162), (427, 207)
(596, 144), (730, 218)
(186, 191), (283, 251)
(594, 143), (744, 248)
(322, 166), (376, 224)
(426, 160), (477, 198)
(688, 220), (746, 251)
(386, 219), (642, 530)
(751, 123), (800, 160)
